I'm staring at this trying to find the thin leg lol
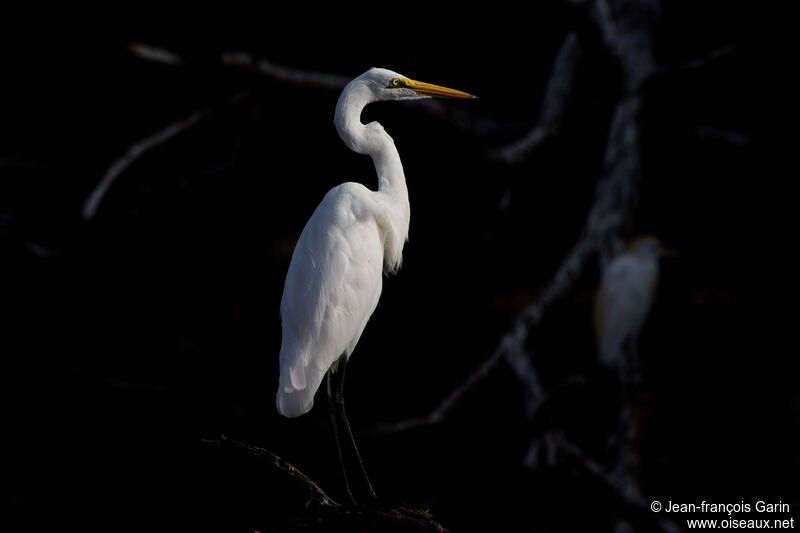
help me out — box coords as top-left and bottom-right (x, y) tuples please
(327, 368), (355, 505)
(330, 356), (377, 500)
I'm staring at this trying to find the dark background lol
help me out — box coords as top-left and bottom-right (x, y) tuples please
(1, 4), (794, 532)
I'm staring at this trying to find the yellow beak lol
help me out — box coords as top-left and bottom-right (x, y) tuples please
(400, 78), (476, 99)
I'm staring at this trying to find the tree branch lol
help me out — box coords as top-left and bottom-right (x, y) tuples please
(202, 434), (338, 508)
(219, 51), (350, 91)
(369, 344), (505, 435)
(491, 31), (584, 165)
(370, 0), (657, 471)
(203, 436), (451, 531)
(127, 42), (510, 142)
(535, 430), (683, 533)
(277, 501), (450, 533)
(82, 106), (214, 220)
(128, 41), (185, 65)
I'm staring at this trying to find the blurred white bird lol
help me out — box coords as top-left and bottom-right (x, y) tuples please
(594, 236), (677, 372)
(276, 67), (474, 502)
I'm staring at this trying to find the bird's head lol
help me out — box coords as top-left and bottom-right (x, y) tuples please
(354, 67), (476, 102)
(334, 67), (474, 154)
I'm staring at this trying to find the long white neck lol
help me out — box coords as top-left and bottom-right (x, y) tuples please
(334, 81), (411, 272)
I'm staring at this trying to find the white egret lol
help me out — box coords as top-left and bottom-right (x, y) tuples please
(594, 235), (677, 374)
(276, 67), (474, 502)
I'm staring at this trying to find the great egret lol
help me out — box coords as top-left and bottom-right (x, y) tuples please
(276, 67), (474, 502)
(594, 236), (677, 372)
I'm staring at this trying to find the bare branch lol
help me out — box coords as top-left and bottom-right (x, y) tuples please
(535, 431), (683, 533)
(0, 156), (57, 173)
(371, 235), (596, 435)
(277, 500), (450, 532)
(369, 345), (505, 435)
(202, 434), (338, 508)
(373, 0), (657, 447)
(370, 123), (633, 433)
(517, 7), (683, 533)
(128, 42), (508, 141)
(694, 125), (751, 146)
(491, 31), (584, 165)
(128, 42), (185, 65)
(203, 436), (452, 531)
(82, 106), (213, 220)
(220, 51), (350, 91)
(127, 41), (350, 91)
(84, 42), (352, 222)
(662, 45), (736, 74)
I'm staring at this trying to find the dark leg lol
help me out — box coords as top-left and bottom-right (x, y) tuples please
(329, 356), (377, 501)
(327, 367), (355, 504)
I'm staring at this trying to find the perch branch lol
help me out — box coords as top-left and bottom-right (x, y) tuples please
(202, 434), (338, 507)
(278, 501), (449, 533)
(204, 436), (452, 531)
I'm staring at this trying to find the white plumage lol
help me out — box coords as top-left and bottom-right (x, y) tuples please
(277, 183), (387, 417)
(276, 68), (474, 418)
(594, 236), (672, 367)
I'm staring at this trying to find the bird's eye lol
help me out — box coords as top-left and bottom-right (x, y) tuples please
(390, 78), (402, 88)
